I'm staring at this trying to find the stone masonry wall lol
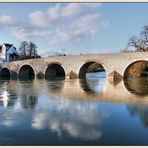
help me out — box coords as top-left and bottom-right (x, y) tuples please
(0, 52), (147, 80)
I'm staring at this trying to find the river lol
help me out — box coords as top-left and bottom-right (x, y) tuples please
(0, 71), (148, 145)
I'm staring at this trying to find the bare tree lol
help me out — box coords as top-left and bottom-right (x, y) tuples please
(18, 41), (28, 58)
(128, 26), (148, 52)
(18, 41), (40, 60)
(28, 41), (37, 57)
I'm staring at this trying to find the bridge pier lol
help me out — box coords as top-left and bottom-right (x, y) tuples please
(10, 71), (18, 79)
(69, 71), (78, 79)
(107, 71), (123, 84)
(36, 72), (45, 79)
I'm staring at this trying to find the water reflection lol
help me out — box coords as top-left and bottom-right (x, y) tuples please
(0, 82), (9, 107)
(80, 72), (106, 94)
(124, 78), (148, 96)
(0, 81), (17, 107)
(45, 79), (64, 93)
(127, 105), (148, 127)
(0, 74), (147, 108)
(0, 74), (148, 145)
(80, 78), (106, 94)
(31, 99), (104, 140)
(21, 95), (37, 109)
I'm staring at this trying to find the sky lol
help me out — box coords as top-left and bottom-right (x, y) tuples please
(0, 3), (148, 57)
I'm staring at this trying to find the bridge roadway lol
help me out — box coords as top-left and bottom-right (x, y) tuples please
(0, 52), (147, 80)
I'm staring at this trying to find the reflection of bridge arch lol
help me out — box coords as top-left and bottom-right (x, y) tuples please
(18, 64), (35, 79)
(124, 78), (148, 96)
(0, 67), (10, 79)
(123, 60), (148, 79)
(45, 62), (65, 80)
(79, 78), (106, 94)
(78, 60), (106, 79)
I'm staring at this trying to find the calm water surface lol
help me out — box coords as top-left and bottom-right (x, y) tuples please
(0, 72), (148, 145)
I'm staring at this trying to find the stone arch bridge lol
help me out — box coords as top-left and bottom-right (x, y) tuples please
(0, 52), (147, 81)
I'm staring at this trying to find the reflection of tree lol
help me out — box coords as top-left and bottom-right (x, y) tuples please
(124, 78), (148, 96)
(127, 105), (148, 127)
(21, 95), (37, 109)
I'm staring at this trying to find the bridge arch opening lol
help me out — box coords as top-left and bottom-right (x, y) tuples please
(124, 60), (148, 79)
(79, 61), (106, 79)
(124, 60), (148, 96)
(79, 62), (106, 94)
(45, 64), (65, 80)
(19, 65), (35, 79)
(0, 68), (10, 79)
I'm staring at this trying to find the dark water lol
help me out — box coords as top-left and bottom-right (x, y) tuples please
(0, 72), (148, 146)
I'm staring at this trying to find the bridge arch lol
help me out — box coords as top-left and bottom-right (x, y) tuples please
(78, 60), (106, 79)
(123, 60), (148, 79)
(45, 62), (66, 80)
(18, 64), (35, 79)
(0, 67), (10, 79)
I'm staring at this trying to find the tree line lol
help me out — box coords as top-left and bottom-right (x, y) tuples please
(17, 41), (41, 60)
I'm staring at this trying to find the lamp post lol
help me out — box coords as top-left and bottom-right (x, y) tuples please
(62, 48), (66, 55)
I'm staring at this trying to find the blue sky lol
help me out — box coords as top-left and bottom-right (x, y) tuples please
(0, 3), (148, 56)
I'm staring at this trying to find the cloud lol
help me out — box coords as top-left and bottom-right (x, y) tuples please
(61, 3), (102, 18)
(47, 13), (103, 45)
(12, 28), (48, 41)
(29, 3), (102, 28)
(0, 14), (32, 34)
(27, 3), (107, 45)
(0, 15), (18, 28)
(29, 11), (49, 28)
(0, 3), (108, 46)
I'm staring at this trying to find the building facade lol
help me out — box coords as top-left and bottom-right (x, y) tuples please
(0, 44), (18, 63)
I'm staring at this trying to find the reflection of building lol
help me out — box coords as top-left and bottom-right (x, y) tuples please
(0, 43), (18, 63)
(1, 87), (9, 107)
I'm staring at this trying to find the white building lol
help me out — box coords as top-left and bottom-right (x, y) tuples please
(0, 43), (18, 63)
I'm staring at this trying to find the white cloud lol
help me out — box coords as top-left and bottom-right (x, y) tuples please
(0, 14), (32, 32)
(29, 11), (49, 28)
(0, 3), (108, 47)
(27, 3), (107, 45)
(0, 15), (18, 28)
(47, 13), (104, 45)
(47, 4), (62, 22)
(61, 3), (102, 18)
(29, 3), (102, 28)
(12, 28), (49, 41)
